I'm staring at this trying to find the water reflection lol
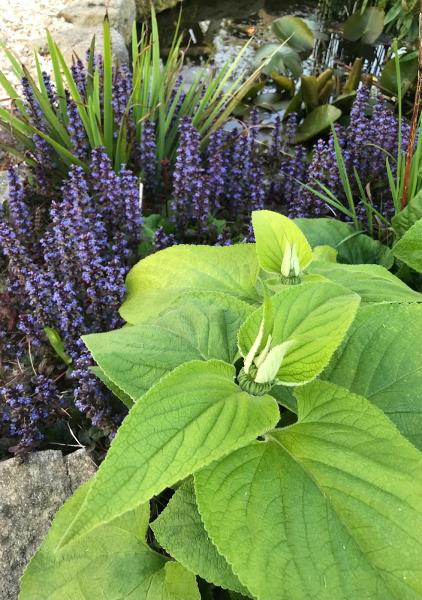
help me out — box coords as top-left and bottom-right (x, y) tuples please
(154, 0), (389, 77)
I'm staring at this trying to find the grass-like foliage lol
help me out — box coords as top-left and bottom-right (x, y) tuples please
(19, 210), (422, 600)
(0, 8), (260, 173)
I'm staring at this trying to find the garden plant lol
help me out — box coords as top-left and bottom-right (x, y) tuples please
(17, 210), (422, 599)
(1, 2), (422, 597)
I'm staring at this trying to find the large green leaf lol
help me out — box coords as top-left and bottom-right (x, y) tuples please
(293, 105), (342, 144)
(120, 244), (260, 324)
(380, 52), (418, 97)
(296, 217), (393, 267)
(152, 480), (251, 596)
(90, 365), (134, 409)
(238, 282), (360, 385)
(59, 360), (279, 546)
(323, 303), (422, 449)
(20, 482), (200, 600)
(85, 292), (253, 402)
(272, 16), (314, 55)
(392, 218), (422, 273)
(255, 44), (302, 78)
(392, 190), (422, 238)
(252, 210), (312, 277)
(343, 7), (384, 44)
(307, 261), (422, 303)
(195, 380), (422, 600)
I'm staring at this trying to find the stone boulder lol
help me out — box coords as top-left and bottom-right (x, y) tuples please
(136, 0), (182, 19)
(0, 449), (96, 600)
(58, 0), (136, 44)
(36, 24), (129, 64)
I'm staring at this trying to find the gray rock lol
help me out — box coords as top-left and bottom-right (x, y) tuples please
(0, 171), (9, 207)
(36, 24), (129, 64)
(58, 0), (136, 44)
(64, 448), (96, 491)
(135, 0), (181, 19)
(0, 449), (96, 600)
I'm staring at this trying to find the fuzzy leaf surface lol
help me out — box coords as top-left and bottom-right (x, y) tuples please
(323, 303), (422, 449)
(296, 218), (393, 266)
(120, 244), (260, 324)
(20, 483), (199, 600)
(392, 218), (422, 273)
(195, 380), (422, 600)
(392, 191), (422, 238)
(307, 261), (422, 303)
(60, 360), (279, 546)
(252, 210), (312, 275)
(85, 292), (253, 401)
(238, 282), (360, 385)
(152, 480), (252, 596)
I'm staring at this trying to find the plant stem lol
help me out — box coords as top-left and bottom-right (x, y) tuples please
(400, 0), (422, 209)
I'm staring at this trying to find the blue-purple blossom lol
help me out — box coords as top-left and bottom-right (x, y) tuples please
(67, 97), (89, 160)
(0, 151), (142, 454)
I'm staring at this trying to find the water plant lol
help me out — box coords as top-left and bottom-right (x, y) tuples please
(19, 210), (422, 600)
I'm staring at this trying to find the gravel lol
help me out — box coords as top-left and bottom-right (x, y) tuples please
(0, 0), (70, 92)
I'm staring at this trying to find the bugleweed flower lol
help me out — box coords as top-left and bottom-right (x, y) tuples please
(112, 64), (133, 128)
(42, 71), (56, 106)
(0, 152), (142, 455)
(66, 96), (89, 160)
(171, 117), (208, 232)
(137, 120), (158, 197)
(153, 226), (176, 250)
(71, 57), (87, 100)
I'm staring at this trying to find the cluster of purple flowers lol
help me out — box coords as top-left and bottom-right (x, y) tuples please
(1, 75), (406, 455)
(280, 87), (409, 220)
(154, 89), (404, 249)
(19, 57), (140, 188)
(165, 111), (265, 246)
(0, 149), (141, 455)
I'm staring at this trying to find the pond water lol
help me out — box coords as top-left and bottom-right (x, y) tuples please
(156, 0), (389, 79)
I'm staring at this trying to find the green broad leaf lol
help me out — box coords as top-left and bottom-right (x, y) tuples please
(195, 380), (422, 600)
(271, 73), (295, 96)
(59, 360), (279, 546)
(307, 262), (422, 303)
(392, 190), (422, 238)
(152, 480), (251, 596)
(90, 366), (134, 409)
(255, 44), (302, 78)
(252, 210), (312, 276)
(238, 282), (360, 385)
(120, 244), (260, 325)
(252, 93), (285, 112)
(147, 562), (200, 600)
(343, 57), (363, 93)
(392, 218), (422, 273)
(272, 16), (314, 55)
(323, 303), (422, 449)
(300, 75), (319, 110)
(312, 245), (338, 262)
(380, 53), (418, 97)
(20, 482), (198, 600)
(332, 90), (357, 112)
(84, 292), (254, 401)
(296, 217), (393, 267)
(293, 105), (342, 143)
(343, 7), (384, 44)
(268, 384), (297, 413)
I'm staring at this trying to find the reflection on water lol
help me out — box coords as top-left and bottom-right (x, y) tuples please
(154, 0), (389, 77)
